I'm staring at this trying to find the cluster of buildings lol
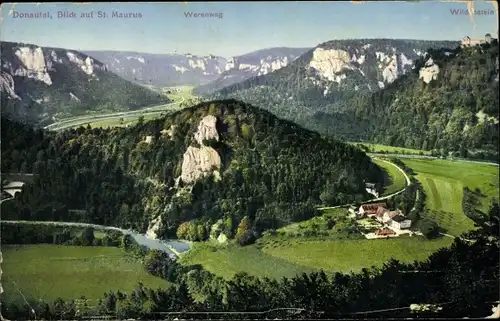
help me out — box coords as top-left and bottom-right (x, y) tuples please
(349, 202), (412, 237)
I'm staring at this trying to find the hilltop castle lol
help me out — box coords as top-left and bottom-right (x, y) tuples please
(461, 33), (494, 47)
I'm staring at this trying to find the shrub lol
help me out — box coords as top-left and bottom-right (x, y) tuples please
(419, 218), (439, 239)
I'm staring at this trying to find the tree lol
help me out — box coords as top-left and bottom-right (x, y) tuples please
(223, 216), (234, 238)
(196, 223), (207, 241)
(81, 227), (95, 246)
(235, 216), (255, 246)
(419, 219), (439, 239)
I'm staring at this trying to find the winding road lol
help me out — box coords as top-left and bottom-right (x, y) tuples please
(317, 157), (411, 211)
(0, 220), (191, 259)
(44, 96), (186, 131)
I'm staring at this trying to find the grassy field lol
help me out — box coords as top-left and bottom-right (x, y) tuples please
(350, 142), (431, 155)
(402, 158), (499, 236)
(179, 242), (315, 280)
(261, 237), (453, 273)
(179, 236), (453, 279)
(373, 158), (408, 196)
(76, 86), (196, 129)
(1, 245), (171, 306)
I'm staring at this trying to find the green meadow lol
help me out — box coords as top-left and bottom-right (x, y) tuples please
(1, 245), (171, 306)
(402, 158), (499, 236)
(180, 236), (452, 279)
(372, 158), (408, 195)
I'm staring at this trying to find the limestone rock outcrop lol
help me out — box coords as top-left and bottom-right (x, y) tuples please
(180, 115), (222, 184)
(419, 58), (440, 83)
(181, 146), (221, 184)
(194, 115), (219, 145)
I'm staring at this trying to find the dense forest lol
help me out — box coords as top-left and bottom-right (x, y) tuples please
(0, 41), (171, 125)
(3, 202), (498, 320)
(212, 39), (498, 158)
(1, 99), (383, 239)
(353, 40), (499, 158)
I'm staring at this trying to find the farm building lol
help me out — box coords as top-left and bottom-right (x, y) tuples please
(359, 202), (387, 216)
(377, 209), (412, 229)
(390, 215), (412, 230)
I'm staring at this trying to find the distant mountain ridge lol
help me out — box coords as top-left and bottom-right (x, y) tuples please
(211, 39), (460, 119)
(1, 41), (170, 125)
(82, 50), (227, 87)
(83, 47), (311, 88)
(193, 47), (310, 94)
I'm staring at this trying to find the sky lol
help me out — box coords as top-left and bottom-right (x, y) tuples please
(0, 1), (498, 57)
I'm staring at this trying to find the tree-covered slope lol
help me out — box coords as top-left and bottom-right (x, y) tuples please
(0, 41), (171, 126)
(210, 39), (458, 131)
(351, 41), (499, 156)
(1, 99), (383, 238)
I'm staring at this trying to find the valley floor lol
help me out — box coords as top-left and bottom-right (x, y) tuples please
(2, 153), (497, 306)
(402, 158), (498, 236)
(179, 157), (498, 280)
(1, 245), (171, 306)
(180, 236), (453, 280)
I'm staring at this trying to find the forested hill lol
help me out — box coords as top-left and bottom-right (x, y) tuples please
(351, 39), (499, 157)
(210, 39), (458, 130)
(0, 41), (171, 126)
(1, 99), (383, 239)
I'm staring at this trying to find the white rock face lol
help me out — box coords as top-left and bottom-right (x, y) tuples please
(225, 57), (236, 70)
(173, 65), (188, 73)
(188, 59), (206, 70)
(400, 53), (412, 67)
(382, 54), (399, 83)
(0, 71), (21, 99)
(69, 92), (80, 102)
(223, 56), (291, 77)
(66, 52), (98, 75)
(308, 48), (352, 81)
(258, 56), (289, 75)
(181, 115), (222, 184)
(194, 115), (219, 145)
(146, 215), (162, 239)
(14, 47), (53, 85)
(51, 50), (63, 63)
(419, 63), (440, 83)
(181, 146), (221, 184)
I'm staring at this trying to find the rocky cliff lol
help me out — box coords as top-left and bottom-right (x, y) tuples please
(85, 47), (309, 89)
(194, 47), (310, 94)
(1, 41), (170, 125)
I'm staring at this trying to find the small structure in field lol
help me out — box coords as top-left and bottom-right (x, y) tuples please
(375, 228), (396, 236)
(365, 182), (379, 198)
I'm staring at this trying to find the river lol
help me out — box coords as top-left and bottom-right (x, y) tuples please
(1, 220), (192, 259)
